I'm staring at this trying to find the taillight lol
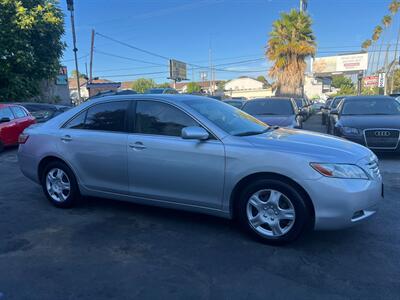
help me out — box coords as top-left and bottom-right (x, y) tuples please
(18, 133), (29, 144)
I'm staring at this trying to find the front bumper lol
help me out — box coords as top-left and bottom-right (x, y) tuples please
(339, 133), (400, 153)
(301, 176), (382, 230)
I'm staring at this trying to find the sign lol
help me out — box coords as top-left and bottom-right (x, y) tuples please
(56, 66), (68, 85)
(363, 75), (378, 87)
(378, 73), (386, 88)
(313, 53), (368, 75)
(169, 59), (187, 82)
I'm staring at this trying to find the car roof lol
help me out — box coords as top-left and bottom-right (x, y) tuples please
(0, 103), (23, 108)
(85, 93), (210, 104)
(248, 97), (292, 102)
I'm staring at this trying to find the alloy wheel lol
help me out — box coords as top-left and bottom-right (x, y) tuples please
(46, 168), (71, 202)
(246, 189), (296, 237)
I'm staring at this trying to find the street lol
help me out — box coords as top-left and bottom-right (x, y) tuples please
(0, 114), (399, 300)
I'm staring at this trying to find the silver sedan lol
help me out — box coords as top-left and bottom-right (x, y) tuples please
(18, 95), (382, 244)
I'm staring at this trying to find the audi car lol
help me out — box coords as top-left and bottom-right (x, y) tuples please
(241, 98), (302, 128)
(330, 96), (400, 152)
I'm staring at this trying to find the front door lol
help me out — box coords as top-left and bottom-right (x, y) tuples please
(127, 100), (225, 209)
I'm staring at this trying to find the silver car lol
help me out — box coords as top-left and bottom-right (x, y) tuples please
(18, 95), (382, 244)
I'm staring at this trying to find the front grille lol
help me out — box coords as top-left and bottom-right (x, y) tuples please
(364, 129), (400, 149)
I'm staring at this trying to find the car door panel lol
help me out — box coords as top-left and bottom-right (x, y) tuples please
(128, 135), (225, 208)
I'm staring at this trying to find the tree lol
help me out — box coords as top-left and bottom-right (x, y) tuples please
(375, 15), (392, 72)
(130, 78), (156, 93)
(0, 0), (65, 101)
(361, 39), (372, 50)
(331, 75), (353, 89)
(266, 9), (316, 97)
(157, 82), (171, 88)
(369, 25), (383, 74)
(388, 69), (400, 92)
(217, 81), (226, 91)
(186, 82), (201, 93)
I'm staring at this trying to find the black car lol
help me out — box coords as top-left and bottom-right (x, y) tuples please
(241, 97), (302, 128)
(17, 103), (71, 123)
(294, 98), (310, 120)
(321, 98), (333, 125)
(326, 96), (345, 133)
(330, 96), (400, 152)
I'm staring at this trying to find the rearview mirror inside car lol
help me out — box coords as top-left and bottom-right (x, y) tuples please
(181, 126), (209, 140)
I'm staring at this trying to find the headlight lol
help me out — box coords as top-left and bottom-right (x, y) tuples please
(310, 163), (369, 179)
(341, 127), (362, 135)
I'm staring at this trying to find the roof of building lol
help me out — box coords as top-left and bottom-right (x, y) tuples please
(68, 78), (113, 89)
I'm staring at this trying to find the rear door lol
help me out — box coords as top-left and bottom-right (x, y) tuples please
(0, 107), (18, 145)
(58, 101), (131, 194)
(10, 106), (32, 135)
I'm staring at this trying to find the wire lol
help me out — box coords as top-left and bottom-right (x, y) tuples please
(94, 50), (168, 67)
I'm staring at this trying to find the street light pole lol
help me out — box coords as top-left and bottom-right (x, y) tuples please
(67, 0), (81, 104)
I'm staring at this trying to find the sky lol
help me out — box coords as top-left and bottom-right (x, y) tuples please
(60, 0), (397, 83)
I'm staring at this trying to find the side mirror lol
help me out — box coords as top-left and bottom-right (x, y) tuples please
(181, 126), (209, 140)
(0, 117), (11, 123)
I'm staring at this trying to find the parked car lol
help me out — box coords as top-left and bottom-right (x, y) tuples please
(0, 104), (36, 152)
(223, 99), (246, 109)
(242, 97), (302, 128)
(326, 96), (345, 133)
(312, 101), (325, 111)
(294, 98), (310, 120)
(18, 94), (381, 244)
(17, 103), (71, 123)
(321, 98), (333, 125)
(329, 96), (400, 152)
(145, 88), (178, 94)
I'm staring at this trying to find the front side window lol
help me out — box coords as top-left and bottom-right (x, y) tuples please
(85, 101), (129, 132)
(11, 106), (27, 118)
(135, 101), (197, 137)
(64, 111), (86, 129)
(0, 107), (15, 120)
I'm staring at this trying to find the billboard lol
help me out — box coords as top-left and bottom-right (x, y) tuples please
(56, 66), (68, 85)
(363, 75), (378, 87)
(313, 53), (368, 75)
(169, 59), (187, 81)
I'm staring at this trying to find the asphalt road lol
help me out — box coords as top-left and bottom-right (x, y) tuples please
(0, 114), (399, 300)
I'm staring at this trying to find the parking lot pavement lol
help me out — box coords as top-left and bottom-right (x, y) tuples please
(0, 117), (399, 300)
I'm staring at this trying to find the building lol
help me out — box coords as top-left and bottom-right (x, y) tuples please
(303, 74), (335, 99)
(68, 78), (120, 102)
(224, 77), (274, 99)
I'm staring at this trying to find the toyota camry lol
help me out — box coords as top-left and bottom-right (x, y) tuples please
(18, 95), (382, 244)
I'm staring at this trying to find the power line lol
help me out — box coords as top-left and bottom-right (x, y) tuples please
(94, 50), (167, 67)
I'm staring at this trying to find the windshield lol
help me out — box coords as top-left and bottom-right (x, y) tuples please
(342, 98), (400, 115)
(146, 89), (163, 94)
(224, 101), (243, 108)
(242, 100), (294, 115)
(294, 99), (303, 108)
(185, 99), (269, 136)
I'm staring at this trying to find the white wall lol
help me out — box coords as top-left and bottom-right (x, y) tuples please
(225, 78), (263, 91)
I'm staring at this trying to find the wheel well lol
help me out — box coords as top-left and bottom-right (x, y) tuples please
(38, 156), (68, 182)
(230, 172), (315, 223)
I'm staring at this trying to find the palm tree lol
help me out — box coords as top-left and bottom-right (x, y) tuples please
(389, 0), (400, 15)
(370, 26), (383, 74)
(361, 39), (372, 50)
(389, 1), (400, 92)
(266, 9), (316, 97)
(376, 16), (392, 72)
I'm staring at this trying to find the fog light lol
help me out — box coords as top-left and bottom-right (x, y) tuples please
(352, 210), (365, 220)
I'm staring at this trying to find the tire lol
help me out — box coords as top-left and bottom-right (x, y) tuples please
(321, 115), (326, 125)
(0, 140), (4, 153)
(235, 178), (312, 245)
(41, 161), (80, 208)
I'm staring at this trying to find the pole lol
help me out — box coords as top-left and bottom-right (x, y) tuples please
(357, 71), (363, 95)
(89, 29), (95, 82)
(209, 47), (212, 95)
(384, 44), (390, 95)
(69, 8), (81, 104)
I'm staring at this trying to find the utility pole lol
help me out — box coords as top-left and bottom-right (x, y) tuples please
(89, 29), (95, 82)
(209, 47), (212, 95)
(383, 44), (390, 95)
(66, 0), (81, 104)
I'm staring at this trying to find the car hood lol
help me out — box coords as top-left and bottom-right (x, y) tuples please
(252, 115), (294, 127)
(340, 115), (400, 129)
(242, 128), (372, 163)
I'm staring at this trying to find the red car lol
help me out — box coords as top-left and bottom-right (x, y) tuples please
(0, 103), (36, 152)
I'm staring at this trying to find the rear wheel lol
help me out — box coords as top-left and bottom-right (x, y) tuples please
(236, 179), (312, 245)
(41, 161), (80, 208)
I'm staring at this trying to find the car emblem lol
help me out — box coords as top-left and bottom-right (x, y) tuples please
(374, 131), (391, 137)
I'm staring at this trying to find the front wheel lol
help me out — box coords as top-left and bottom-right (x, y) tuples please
(236, 179), (312, 244)
(41, 161), (80, 208)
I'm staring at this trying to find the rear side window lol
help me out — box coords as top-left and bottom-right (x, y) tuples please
(64, 101), (129, 132)
(11, 106), (27, 118)
(0, 107), (15, 120)
(135, 101), (197, 137)
(85, 101), (129, 132)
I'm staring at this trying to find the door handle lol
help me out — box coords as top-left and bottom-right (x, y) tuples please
(129, 141), (146, 150)
(61, 135), (72, 142)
